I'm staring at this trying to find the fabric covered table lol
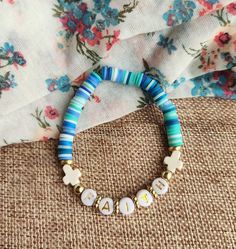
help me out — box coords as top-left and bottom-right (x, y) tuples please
(0, 98), (235, 249)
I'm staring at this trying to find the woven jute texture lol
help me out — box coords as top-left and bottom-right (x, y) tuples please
(0, 98), (235, 249)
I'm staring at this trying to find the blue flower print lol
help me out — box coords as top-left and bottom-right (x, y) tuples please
(83, 29), (95, 39)
(53, 0), (138, 63)
(157, 34), (177, 54)
(95, 19), (106, 31)
(46, 75), (71, 93)
(11, 52), (26, 66)
(210, 70), (236, 99)
(191, 73), (213, 97)
(0, 72), (17, 97)
(209, 0), (219, 4)
(0, 41), (26, 98)
(3, 42), (14, 53)
(57, 75), (71, 92)
(163, 0), (197, 26)
(93, 0), (111, 13)
(0, 42), (26, 68)
(221, 52), (236, 70)
(72, 6), (83, 20)
(101, 7), (119, 27)
(82, 12), (96, 26)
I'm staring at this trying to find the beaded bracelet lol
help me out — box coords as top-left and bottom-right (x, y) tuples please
(58, 66), (184, 216)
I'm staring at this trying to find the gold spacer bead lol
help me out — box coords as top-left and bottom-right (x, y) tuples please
(115, 201), (120, 214)
(95, 197), (102, 209)
(169, 146), (182, 152)
(162, 170), (173, 182)
(134, 196), (140, 209)
(148, 186), (158, 199)
(60, 160), (73, 166)
(74, 184), (84, 195)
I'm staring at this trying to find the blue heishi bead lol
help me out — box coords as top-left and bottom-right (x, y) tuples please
(67, 108), (81, 117)
(102, 66), (108, 80)
(149, 85), (163, 97)
(86, 78), (97, 89)
(80, 85), (92, 94)
(88, 73), (102, 85)
(76, 89), (90, 100)
(107, 67), (112, 80)
(140, 76), (152, 89)
(116, 69), (124, 83)
(126, 72), (132, 84)
(58, 148), (73, 154)
(155, 93), (167, 103)
(59, 140), (73, 146)
(147, 80), (158, 92)
(159, 100), (173, 111)
(101, 66), (108, 80)
(63, 130), (76, 136)
(165, 119), (180, 126)
(63, 120), (76, 129)
(59, 155), (73, 160)
(163, 106), (176, 114)
(140, 74), (148, 85)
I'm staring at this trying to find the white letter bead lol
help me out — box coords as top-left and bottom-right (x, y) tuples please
(81, 189), (97, 207)
(152, 178), (169, 196)
(119, 197), (135, 216)
(98, 197), (114, 215)
(136, 189), (153, 208)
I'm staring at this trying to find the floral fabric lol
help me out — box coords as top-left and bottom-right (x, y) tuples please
(0, 0), (236, 146)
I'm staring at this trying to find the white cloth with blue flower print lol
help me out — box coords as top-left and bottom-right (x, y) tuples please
(0, 0), (235, 146)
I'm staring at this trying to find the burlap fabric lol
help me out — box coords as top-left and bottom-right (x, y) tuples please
(0, 98), (235, 249)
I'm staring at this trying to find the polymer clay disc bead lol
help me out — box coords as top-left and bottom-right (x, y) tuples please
(98, 197), (114, 215)
(81, 189), (97, 207)
(152, 178), (169, 196)
(136, 189), (153, 208)
(119, 197), (135, 216)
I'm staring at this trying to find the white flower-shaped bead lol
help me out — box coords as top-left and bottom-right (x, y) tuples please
(62, 164), (81, 186)
(164, 151), (183, 173)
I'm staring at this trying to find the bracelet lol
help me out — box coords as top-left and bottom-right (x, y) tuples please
(58, 66), (184, 216)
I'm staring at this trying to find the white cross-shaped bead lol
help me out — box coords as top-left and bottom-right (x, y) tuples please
(63, 164), (81, 186)
(164, 151), (183, 173)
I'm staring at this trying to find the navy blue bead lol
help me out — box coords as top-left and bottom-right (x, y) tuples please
(164, 119), (180, 126)
(63, 130), (76, 136)
(107, 67), (112, 80)
(154, 93), (167, 103)
(80, 85), (92, 94)
(163, 106), (176, 114)
(140, 76), (152, 89)
(149, 85), (163, 97)
(59, 140), (73, 146)
(58, 148), (73, 154)
(140, 74), (148, 85)
(126, 72), (132, 84)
